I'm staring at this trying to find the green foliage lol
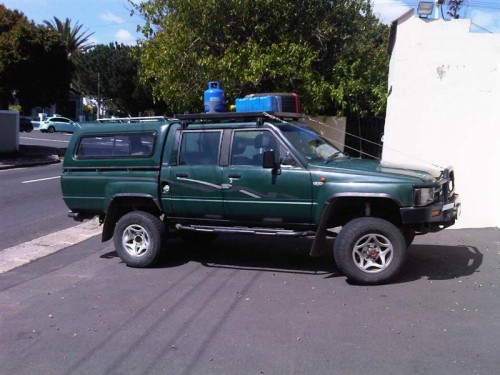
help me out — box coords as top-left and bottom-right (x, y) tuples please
(130, 0), (389, 116)
(82, 104), (93, 114)
(72, 43), (162, 116)
(0, 5), (72, 110)
(43, 17), (95, 57)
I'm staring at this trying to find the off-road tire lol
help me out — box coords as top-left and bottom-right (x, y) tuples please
(113, 211), (166, 267)
(334, 218), (406, 285)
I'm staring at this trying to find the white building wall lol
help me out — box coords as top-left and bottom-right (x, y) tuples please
(383, 16), (500, 229)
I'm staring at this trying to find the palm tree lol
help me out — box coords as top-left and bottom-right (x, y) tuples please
(43, 17), (94, 57)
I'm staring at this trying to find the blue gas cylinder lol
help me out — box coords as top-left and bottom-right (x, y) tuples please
(204, 82), (225, 113)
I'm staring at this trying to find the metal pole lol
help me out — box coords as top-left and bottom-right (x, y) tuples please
(97, 72), (100, 120)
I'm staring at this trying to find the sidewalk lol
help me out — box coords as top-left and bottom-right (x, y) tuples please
(0, 144), (62, 170)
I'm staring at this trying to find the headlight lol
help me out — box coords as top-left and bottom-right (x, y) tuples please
(415, 187), (435, 206)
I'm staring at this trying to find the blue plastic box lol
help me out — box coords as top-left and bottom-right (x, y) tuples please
(235, 95), (282, 112)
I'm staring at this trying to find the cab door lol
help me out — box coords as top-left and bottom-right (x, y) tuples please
(165, 129), (225, 220)
(222, 129), (313, 225)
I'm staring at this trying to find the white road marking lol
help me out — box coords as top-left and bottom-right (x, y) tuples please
(22, 176), (60, 184)
(0, 218), (102, 274)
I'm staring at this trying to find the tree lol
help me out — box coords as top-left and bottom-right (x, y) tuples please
(43, 17), (94, 57)
(72, 43), (161, 116)
(0, 5), (72, 110)
(130, 0), (389, 116)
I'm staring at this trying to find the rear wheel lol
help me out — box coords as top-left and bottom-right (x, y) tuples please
(334, 218), (406, 284)
(113, 211), (165, 267)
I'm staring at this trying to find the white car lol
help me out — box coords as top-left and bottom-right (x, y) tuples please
(39, 116), (78, 133)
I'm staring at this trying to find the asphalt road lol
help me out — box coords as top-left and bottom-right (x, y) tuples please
(0, 163), (75, 250)
(20, 129), (72, 151)
(1, 225), (499, 374)
(1, 131), (74, 249)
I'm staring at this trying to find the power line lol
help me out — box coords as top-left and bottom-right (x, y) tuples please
(373, 1), (500, 10)
(468, 1), (500, 9)
(471, 22), (494, 33)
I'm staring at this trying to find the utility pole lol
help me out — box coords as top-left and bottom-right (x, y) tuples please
(97, 72), (101, 120)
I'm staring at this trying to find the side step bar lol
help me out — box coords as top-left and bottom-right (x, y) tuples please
(176, 224), (315, 237)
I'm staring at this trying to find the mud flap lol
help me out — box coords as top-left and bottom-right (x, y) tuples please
(310, 226), (328, 257)
(309, 202), (332, 257)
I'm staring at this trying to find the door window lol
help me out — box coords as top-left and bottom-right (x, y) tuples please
(179, 131), (221, 165)
(231, 130), (299, 168)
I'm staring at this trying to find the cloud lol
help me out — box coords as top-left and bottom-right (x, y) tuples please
(100, 11), (124, 24)
(88, 35), (100, 46)
(372, 0), (413, 24)
(115, 29), (136, 45)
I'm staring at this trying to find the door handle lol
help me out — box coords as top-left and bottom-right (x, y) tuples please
(176, 173), (188, 178)
(228, 173), (241, 178)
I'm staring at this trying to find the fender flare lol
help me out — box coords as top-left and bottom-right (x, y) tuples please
(309, 193), (402, 257)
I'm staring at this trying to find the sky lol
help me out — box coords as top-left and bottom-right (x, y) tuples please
(2, 0), (500, 46)
(372, 0), (500, 33)
(1, 0), (145, 45)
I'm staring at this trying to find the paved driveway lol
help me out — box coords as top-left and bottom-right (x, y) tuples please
(1, 228), (499, 374)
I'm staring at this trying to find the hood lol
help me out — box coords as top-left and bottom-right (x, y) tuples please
(312, 158), (441, 183)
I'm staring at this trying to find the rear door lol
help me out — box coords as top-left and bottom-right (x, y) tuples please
(166, 129), (225, 220)
(53, 117), (70, 132)
(222, 129), (313, 225)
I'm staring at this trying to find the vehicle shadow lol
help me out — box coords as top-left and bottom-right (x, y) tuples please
(178, 235), (337, 276)
(101, 235), (337, 276)
(397, 244), (483, 282)
(101, 237), (484, 284)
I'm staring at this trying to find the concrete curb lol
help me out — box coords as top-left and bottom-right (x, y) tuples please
(0, 217), (101, 273)
(0, 144), (62, 170)
(0, 156), (60, 170)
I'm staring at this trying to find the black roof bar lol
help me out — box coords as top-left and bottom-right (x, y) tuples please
(175, 111), (305, 122)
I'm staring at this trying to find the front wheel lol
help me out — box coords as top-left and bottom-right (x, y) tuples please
(334, 218), (406, 285)
(48, 126), (55, 133)
(113, 211), (166, 267)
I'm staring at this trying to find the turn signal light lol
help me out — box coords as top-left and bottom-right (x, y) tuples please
(431, 209), (441, 217)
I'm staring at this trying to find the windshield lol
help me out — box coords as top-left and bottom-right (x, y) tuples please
(278, 122), (345, 163)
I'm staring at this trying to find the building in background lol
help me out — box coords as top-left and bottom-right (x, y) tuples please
(383, 10), (500, 228)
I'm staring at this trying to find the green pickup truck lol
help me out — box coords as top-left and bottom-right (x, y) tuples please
(61, 112), (460, 284)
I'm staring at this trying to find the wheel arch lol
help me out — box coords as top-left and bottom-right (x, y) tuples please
(102, 194), (162, 242)
(310, 193), (403, 257)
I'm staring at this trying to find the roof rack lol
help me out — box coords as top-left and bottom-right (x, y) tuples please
(175, 111), (304, 127)
(95, 116), (169, 123)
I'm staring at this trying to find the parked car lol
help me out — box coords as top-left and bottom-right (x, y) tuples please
(39, 116), (77, 133)
(19, 117), (33, 132)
